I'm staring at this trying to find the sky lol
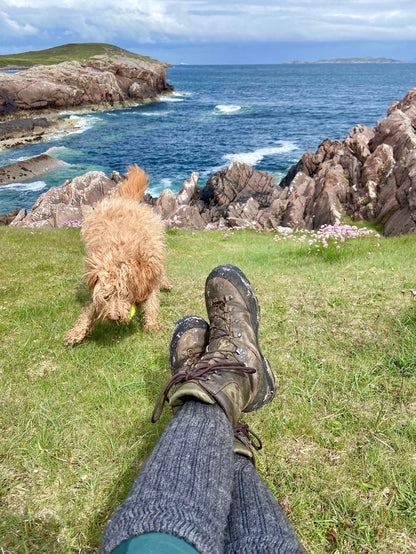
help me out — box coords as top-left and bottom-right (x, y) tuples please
(1, 0), (416, 64)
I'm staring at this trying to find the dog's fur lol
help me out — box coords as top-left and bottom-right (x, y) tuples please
(65, 165), (173, 345)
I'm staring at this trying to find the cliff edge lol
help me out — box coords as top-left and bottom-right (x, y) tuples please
(0, 44), (173, 117)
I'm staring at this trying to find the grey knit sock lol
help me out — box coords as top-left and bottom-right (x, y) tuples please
(224, 454), (306, 554)
(100, 401), (234, 554)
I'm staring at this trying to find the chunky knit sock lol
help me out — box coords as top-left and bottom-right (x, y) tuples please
(224, 454), (306, 554)
(100, 401), (234, 554)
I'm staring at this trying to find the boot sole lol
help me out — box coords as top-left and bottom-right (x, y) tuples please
(205, 264), (276, 410)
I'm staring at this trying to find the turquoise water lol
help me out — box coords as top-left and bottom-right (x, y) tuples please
(0, 63), (415, 213)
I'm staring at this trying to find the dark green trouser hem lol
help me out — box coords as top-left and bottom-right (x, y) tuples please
(112, 532), (199, 554)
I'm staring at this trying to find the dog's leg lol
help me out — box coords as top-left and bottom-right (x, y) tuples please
(160, 273), (173, 291)
(142, 289), (161, 332)
(65, 303), (98, 345)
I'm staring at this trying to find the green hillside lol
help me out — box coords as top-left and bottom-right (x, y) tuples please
(0, 42), (155, 68)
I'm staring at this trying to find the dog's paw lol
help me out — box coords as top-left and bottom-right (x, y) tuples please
(161, 277), (174, 291)
(65, 328), (87, 345)
(143, 320), (161, 333)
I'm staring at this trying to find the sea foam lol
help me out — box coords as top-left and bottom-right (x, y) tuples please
(223, 141), (298, 166)
(161, 93), (185, 103)
(140, 110), (172, 117)
(0, 180), (47, 192)
(148, 178), (174, 197)
(215, 105), (242, 114)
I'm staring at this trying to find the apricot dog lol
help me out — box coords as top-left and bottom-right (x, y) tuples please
(65, 166), (172, 345)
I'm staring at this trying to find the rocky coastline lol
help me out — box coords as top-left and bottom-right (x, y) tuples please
(0, 55), (172, 117)
(0, 53), (173, 150)
(0, 116), (83, 151)
(3, 87), (416, 237)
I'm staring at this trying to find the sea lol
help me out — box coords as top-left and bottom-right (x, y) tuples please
(1, 63), (416, 215)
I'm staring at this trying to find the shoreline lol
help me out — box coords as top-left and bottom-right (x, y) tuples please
(0, 117), (83, 151)
(0, 91), (177, 152)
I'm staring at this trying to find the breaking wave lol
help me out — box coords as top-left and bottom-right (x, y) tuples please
(223, 141), (299, 166)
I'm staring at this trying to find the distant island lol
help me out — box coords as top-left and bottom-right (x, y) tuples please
(285, 57), (406, 65)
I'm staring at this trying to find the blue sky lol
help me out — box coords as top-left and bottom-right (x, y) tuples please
(1, 0), (416, 64)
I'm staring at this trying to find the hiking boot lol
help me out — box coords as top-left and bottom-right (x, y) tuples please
(169, 315), (210, 374)
(152, 315), (209, 422)
(153, 265), (275, 426)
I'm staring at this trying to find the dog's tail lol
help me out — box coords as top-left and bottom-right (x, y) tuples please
(117, 165), (149, 200)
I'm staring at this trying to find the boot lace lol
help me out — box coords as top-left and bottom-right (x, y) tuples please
(234, 422), (262, 451)
(152, 296), (257, 423)
(151, 362), (256, 423)
(233, 422), (263, 460)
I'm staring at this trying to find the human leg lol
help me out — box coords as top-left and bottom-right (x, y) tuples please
(101, 264), (278, 553)
(100, 400), (234, 554)
(224, 453), (306, 554)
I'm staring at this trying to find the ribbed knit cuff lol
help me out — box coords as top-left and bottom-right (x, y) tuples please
(101, 401), (234, 554)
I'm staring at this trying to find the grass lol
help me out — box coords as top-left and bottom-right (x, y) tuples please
(0, 42), (155, 68)
(1, 224), (415, 553)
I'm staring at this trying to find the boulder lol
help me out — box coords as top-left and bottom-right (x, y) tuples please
(0, 208), (18, 225)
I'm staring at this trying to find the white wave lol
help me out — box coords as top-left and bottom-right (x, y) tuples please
(160, 96), (184, 102)
(140, 110), (171, 117)
(160, 178), (173, 188)
(68, 115), (101, 134)
(44, 146), (68, 156)
(215, 105), (243, 114)
(223, 141), (298, 166)
(148, 178), (173, 196)
(160, 95), (185, 103)
(0, 180), (47, 192)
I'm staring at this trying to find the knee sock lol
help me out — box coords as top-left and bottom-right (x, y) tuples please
(224, 454), (306, 554)
(100, 401), (234, 554)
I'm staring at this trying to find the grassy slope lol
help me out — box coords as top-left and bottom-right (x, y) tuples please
(0, 42), (154, 68)
(1, 226), (415, 553)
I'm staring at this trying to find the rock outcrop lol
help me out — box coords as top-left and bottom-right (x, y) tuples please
(0, 56), (173, 116)
(10, 171), (122, 228)
(8, 87), (416, 236)
(277, 88), (416, 236)
(0, 116), (81, 150)
(0, 154), (68, 185)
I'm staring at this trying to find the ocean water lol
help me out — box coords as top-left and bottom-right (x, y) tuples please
(1, 63), (415, 214)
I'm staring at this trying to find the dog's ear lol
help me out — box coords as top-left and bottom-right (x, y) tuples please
(85, 268), (99, 290)
(86, 274), (98, 290)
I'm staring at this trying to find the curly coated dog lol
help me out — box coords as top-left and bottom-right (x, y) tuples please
(65, 166), (173, 345)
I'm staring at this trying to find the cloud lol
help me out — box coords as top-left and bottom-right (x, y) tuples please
(0, 0), (416, 53)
